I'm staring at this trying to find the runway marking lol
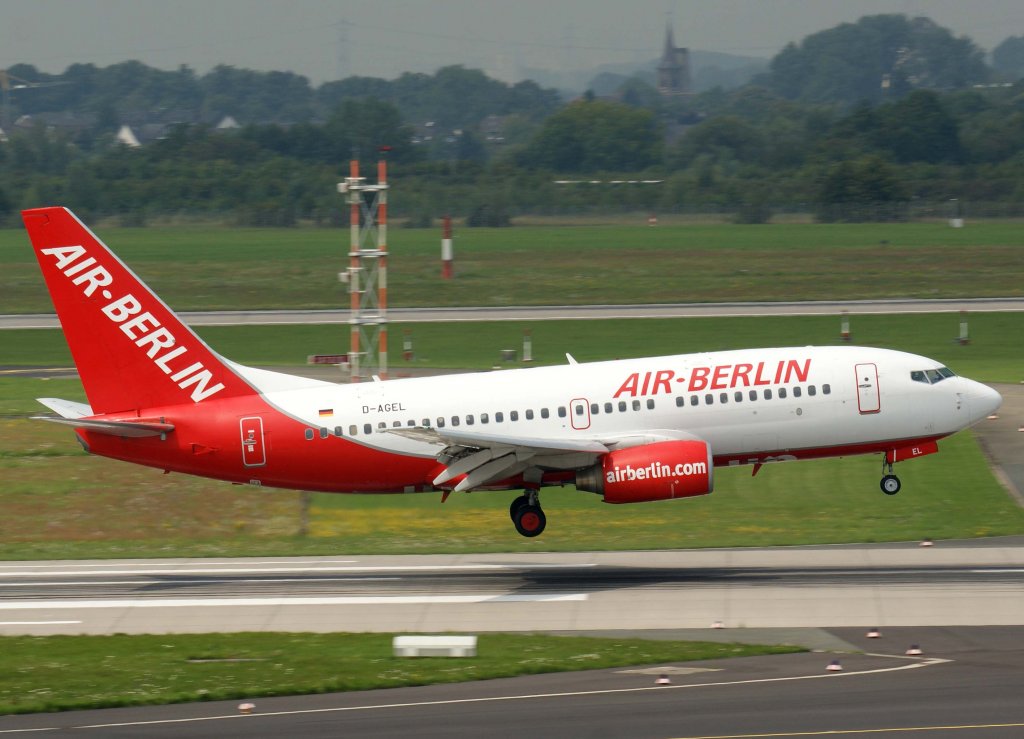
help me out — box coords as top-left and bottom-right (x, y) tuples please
(0, 620), (81, 626)
(15, 654), (947, 733)
(0, 563), (596, 578)
(0, 559), (358, 569)
(669, 722), (1024, 737)
(0, 577), (401, 587)
(0, 594), (588, 610)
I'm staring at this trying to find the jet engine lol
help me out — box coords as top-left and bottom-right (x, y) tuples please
(575, 440), (714, 504)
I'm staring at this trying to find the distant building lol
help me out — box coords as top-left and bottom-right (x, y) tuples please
(116, 125), (141, 148)
(657, 23), (692, 96)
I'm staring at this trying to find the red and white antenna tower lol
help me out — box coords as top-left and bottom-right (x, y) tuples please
(338, 152), (389, 382)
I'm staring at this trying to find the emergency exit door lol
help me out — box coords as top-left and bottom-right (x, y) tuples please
(240, 416), (267, 467)
(855, 363), (881, 414)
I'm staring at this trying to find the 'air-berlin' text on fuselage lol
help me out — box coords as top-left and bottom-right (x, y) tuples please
(613, 359), (811, 398)
(39, 244), (225, 402)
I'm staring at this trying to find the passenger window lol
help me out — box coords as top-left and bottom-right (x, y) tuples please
(779, 388), (788, 399)
(495, 412), (504, 423)
(407, 420), (415, 427)
(393, 421), (402, 428)
(364, 423), (372, 434)
(349, 424), (358, 436)
(749, 390), (757, 401)
(466, 415), (474, 425)
(822, 384), (831, 395)
(690, 396), (699, 406)
(421, 419), (430, 427)
(541, 408), (550, 419)
(705, 394), (714, 405)
(590, 403), (598, 414)
(436, 418), (445, 428)
(676, 396), (685, 407)
(510, 411), (519, 421)
(335, 426), (343, 437)
(526, 409), (534, 420)
(808, 385), (817, 396)
(558, 407), (567, 418)
(720, 393), (728, 404)
(734, 391), (743, 402)
(618, 401), (627, 412)
(481, 413), (489, 424)
(632, 399), (641, 411)
(647, 399), (655, 409)
(451, 416), (460, 426)
(793, 387), (802, 398)
(604, 402), (613, 413)
(764, 389), (773, 400)
(305, 428), (314, 440)
(377, 422), (386, 430)
(320, 427), (329, 439)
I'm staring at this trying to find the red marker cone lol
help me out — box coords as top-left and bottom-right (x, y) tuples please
(866, 628), (881, 638)
(826, 660), (843, 672)
(656, 674), (671, 685)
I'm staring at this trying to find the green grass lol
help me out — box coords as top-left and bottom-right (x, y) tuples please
(3, 312), (1022, 382)
(0, 632), (802, 714)
(3, 221), (1023, 313)
(0, 309), (1021, 560)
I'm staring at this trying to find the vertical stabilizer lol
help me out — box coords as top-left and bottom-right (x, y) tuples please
(23, 207), (255, 414)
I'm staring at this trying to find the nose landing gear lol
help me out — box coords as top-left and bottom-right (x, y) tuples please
(880, 458), (901, 495)
(510, 488), (546, 537)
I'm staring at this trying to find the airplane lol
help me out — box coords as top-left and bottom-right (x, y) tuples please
(23, 206), (1003, 538)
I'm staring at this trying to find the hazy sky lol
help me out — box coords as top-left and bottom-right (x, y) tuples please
(3, 0), (1023, 84)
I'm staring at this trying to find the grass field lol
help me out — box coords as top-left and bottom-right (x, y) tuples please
(2, 310), (1022, 560)
(0, 632), (801, 714)
(3, 221), (1023, 313)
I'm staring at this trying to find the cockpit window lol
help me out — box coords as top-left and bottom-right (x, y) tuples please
(912, 367), (956, 385)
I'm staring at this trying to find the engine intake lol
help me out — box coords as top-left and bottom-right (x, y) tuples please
(576, 440), (714, 504)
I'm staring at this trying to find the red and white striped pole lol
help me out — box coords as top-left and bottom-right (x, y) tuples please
(441, 214), (454, 279)
(348, 158), (361, 379)
(377, 156), (388, 380)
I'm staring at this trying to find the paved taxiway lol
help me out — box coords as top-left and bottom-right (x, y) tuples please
(3, 296), (1023, 329)
(2, 541), (1022, 636)
(2, 627), (1022, 737)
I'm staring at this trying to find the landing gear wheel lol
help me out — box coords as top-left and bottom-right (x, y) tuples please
(509, 494), (530, 520)
(513, 504), (546, 538)
(881, 474), (901, 495)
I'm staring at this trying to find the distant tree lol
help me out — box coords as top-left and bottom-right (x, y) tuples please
(671, 115), (765, 168)
(765, 14), (989, 104)
(876, 90), (961, 163)
(992, 36), (1024, 79)
(524, 100), (661, 172)
(817, 155), (908, 221)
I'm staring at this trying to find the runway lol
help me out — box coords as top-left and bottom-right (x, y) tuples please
(3, 296), (1024, 328)
(1, 541), (1022, 636)
(2, 543), (1023, 737)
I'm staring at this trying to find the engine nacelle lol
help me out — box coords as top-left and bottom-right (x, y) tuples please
(575, 440), (714, 504)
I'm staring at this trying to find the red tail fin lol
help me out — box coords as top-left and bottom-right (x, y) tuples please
(23, 207), (255, 414)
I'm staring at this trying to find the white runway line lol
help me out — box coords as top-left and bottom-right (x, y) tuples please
(0, 563), (595, 578)
(0, 620), (82, 626)
(0, 594), (588, 610)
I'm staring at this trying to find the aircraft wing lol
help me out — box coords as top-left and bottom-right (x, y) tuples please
(387, 427), (609, 492)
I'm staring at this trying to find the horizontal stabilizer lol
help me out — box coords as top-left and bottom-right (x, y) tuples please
(36, 397), (93, 419)
(31, 416), (175, 438)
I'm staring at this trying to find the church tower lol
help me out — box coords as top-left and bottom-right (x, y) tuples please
(657, 23), (692, 96)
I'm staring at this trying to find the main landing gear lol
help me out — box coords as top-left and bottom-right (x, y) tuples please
(510, 489), (546, 537)
(880, 457), (901, 495)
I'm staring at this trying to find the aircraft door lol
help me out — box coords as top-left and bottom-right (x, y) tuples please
(570, 398), (591, 430)
(240, 416), (267, 467)
(855, 363), (881, 414)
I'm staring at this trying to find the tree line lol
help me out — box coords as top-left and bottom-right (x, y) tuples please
(2, 14), (1023, 226)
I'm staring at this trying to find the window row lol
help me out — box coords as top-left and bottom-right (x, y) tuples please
(673, 384), (831, 407)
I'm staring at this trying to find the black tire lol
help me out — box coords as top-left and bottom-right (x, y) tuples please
(509, 494), (530, 521)
(513, 504), (546, 537)
(881, 474), (901, 495)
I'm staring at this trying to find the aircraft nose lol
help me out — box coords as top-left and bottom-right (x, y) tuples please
(967, 381), (1002, 423)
